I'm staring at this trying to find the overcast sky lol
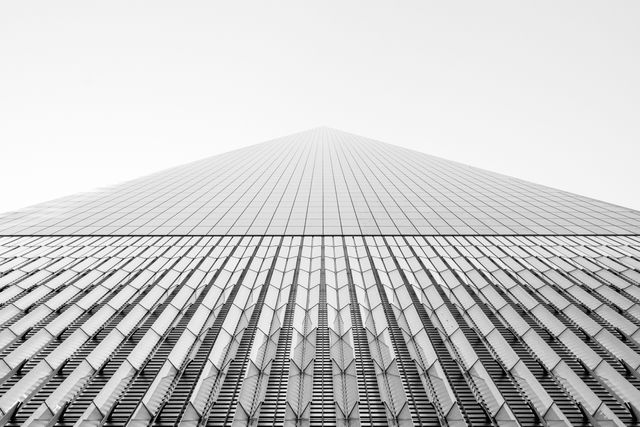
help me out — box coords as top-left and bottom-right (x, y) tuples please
(1, 1), (639, 214)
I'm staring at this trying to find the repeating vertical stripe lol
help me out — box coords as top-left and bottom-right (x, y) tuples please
(1, 128), (639, 236)
(1, 235), (640, 426)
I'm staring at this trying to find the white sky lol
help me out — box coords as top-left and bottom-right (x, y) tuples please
(1, 1), (639, 214)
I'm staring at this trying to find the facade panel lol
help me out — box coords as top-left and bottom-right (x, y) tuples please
(0, 128), (638, 236)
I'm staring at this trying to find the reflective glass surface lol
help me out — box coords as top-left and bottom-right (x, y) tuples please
(0, 127), (638, 236)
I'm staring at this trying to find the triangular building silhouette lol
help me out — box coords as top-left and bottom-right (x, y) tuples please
(1, 128), (640, 426)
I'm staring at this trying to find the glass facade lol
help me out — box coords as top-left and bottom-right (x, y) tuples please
(0, 128), (638, 236)
(0, 128), (640, 426)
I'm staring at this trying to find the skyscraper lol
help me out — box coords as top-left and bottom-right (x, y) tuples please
(1, 127), (640, 426)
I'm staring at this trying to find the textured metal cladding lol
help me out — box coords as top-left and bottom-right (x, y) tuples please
(0, 235), (639, 426)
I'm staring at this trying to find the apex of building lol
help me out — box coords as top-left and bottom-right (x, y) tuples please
(1, 128), (638, 236)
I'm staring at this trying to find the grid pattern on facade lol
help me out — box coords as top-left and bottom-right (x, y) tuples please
(1, 234), (640, 426)
(1, 128), (638, 236)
